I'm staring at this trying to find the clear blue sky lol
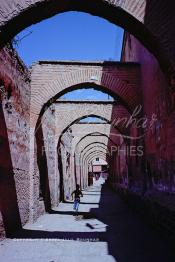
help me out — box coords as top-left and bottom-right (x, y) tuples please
(15, 11), (124, 66)
(79, 116), (106, 123)
(14, 12), (123, 101)
(59, 88), (113, 101)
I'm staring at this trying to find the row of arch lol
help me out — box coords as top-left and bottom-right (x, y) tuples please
(28, 61), (141, 215)
(0, 0), (174, 238)
(35, 78), (137, 211)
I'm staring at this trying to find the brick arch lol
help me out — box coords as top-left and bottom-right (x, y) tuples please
(74, 132), (121, 181)
(72, 129), (120, 182)
(84, 149), (108, 166)
(73, 129), (119, 159)
(85, 152), (108, 176)
(31, 62), (140, 128)
(88, 153), (107, 163)
(87, 152), (107, 165)
(71, 125), (113, 154)
(84, 147), (107, 159)
(81, 144), (108, 161)
(37, 103), (132, 142)
(75, 132), (121, 157)
(74, 132), (117, 162)
(56, 102), (131, 144)
(86, 152), (107, 181)
(0, 0), (174, 81)
(79, 142), (108, 156)
(82, 149), (108, 181)
(81, 146), (108, 168)
(74, 131), (121, 180)
(57, 113), (112, 138)
(82, 150), (107, 186)
(74, 135), (112, 185)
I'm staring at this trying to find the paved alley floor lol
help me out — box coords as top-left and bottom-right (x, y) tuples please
(0, 178), (175, 262)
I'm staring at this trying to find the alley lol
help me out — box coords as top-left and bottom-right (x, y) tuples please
(0, 178), (174, 262)
(1, 2), (175, 261)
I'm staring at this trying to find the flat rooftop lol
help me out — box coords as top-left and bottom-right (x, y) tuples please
(55, 100), (117, 104)
(36, 60), (140, 67)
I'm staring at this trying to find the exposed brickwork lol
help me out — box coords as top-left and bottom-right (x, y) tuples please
(71, 124), (122, 188)
(71, 123), (111, 151)
(0, 46), (30, 238)
(55, 101), (130, 137)
(30, 61), (140, 128)
(60, 129), (75, 200)
(107, 31), (175, 240)
(33, 105), (57, 218)
(121, 32), (175, 193)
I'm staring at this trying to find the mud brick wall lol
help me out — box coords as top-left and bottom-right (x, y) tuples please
(119, 32), (175, 241)
(122, 32), (175, 193)
(0, 45), (30, 238)
(42, 105), (57, 208)
(33, 104), (58, 219)
(61, 129), (75, 200)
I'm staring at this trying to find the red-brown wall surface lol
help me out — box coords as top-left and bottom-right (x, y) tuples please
(122, 32), (175, 193)
(0, 45), (31, 237)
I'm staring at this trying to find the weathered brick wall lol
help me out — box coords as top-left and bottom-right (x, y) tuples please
(0, 46), (30, 238)
(71, 123), (111, 152)
(119, 32), (175, 239)
(61, 129), (75, 200)
(122, 32), (175, 193)
(33, 104), (59, 219)
(30, 61), (140, 129)
(55, 102), (113, 136)
(42, 105), (57, 207)
(55, 101), (130, 137)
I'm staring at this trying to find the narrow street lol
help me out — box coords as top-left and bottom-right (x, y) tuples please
(0, 178), (174, 262)
(1, 2), (175, 261)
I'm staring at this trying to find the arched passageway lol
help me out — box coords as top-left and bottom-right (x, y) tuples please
(31, 61), (140, 129)
(0, 2), (175, 261)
